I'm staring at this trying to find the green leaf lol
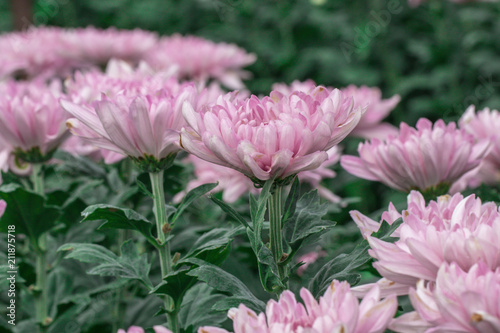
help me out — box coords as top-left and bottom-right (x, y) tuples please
(250, 180), (272, 229)
(247, 228), (281, 292)
(283, 190), (336, 245)
(184, 226), (242, 266)
(212, 295), (265, 313)
(185, 259), (266, 312)
(308, 219), (402, 298)
(47, 267), (73, 319)
(150, 267), (197, 312)
(136, 178), (153, 197)
(53, 150), (107, 178)
(58, 241), (153, 289)
(81, 204), (157, 247)
(185, 226), (242, 257)
(0, 184), (61, 251)
(171, 183), (218, 225)
(210, 195), (251, 229)
(178, 284), (227, 332)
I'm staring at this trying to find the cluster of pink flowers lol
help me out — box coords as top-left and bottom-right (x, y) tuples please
(0, 27), (157, 80)
(341, 118), (490, 193)
(199, 280), (397, 333)
(146, 35), (257, 89)
(181, 87), (363, 183)
(351, 191), (500, 293)
(0, 28), (255, 89)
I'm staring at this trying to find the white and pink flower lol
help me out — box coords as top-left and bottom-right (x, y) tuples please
(181, 86), (362, 182)
(341, 118), (489, 193)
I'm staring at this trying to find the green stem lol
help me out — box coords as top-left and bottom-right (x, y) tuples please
(32, 164), (48, 331)
(268, 185), (287, 291)
(149, 171), (178, 333)
(31, 163), (44, 195)
(112, 230), (127, 333)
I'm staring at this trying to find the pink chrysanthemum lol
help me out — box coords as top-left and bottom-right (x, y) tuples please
(61, 88), (194, 171)
(198, 280), (397, 333)
(390, 262), (500, 333)
(351, 191), (500, 295)
(341, 118), (490, 193)
(146, 35), (256, 89)
(0, 27), (78, 80)
(0, 80), (68, 162)
(181, 87), (363, 183)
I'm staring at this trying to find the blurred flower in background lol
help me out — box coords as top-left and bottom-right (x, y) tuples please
(146, 34), (256, 89)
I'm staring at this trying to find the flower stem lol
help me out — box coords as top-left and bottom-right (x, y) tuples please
(268, 185), (287, 291)
(149, 171), (178, 333)
(31, 163), (48, 331)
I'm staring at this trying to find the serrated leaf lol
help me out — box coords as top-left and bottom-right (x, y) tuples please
(308, 219), (402, 298)
(0, 184), (61, 252)
(283, 190), (336, 245)
(184, 259), (266, 312)
(58, 241), (152, 289)
(53, 150), (107, 178)
(185, 226), (242, 258)
(171, 183), (218, 225)
(250, 180), (273, 228)
(282, 176), (300, 224)
(150, 267), (197, 312)
(213, 295), (266, 313)
(210, 195), (251, 229)
(248, 228), (282, 293)
(81, 204), (157, 247)
(178, 284), (227, 331)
